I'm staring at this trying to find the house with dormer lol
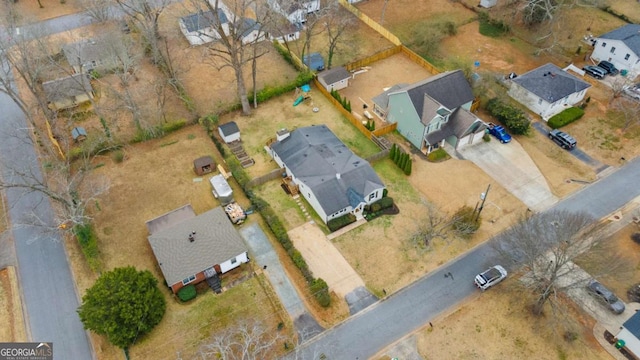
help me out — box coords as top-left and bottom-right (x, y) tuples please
(591, 24), (640, 74)
(508, 63), (591, 120)
(267, 0), (320, 24)
(268, 125), (385, 224)
(372, 70), (486, 154)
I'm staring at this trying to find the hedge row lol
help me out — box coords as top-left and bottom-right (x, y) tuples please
(547, 107), (584, 129)
(132, 119), (187, 143)
(486, 98), (530, 135)
(73, 223), (101, 272)
(250, 71), (315, 104)
(389, 144), (412, 175)
(327, 213), (357, 232)
(177, 285), (196, 302)
(330, 89), (352, 112)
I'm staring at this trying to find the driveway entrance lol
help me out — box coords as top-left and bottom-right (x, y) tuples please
(457, 138), (558, 212)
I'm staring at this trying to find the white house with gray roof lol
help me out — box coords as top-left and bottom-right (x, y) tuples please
(179, 9), (263, 46)
(508, 63), (591, 120)
(591, 24), (640, 74)
(268, 125), (385, 224)
(146, 205), (248, 293)
(372, 70), (486, 154)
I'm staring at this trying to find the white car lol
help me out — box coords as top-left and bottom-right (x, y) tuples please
(475, 265), (507, 291)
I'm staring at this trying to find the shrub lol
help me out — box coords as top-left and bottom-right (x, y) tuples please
(112, 150), (125, 163)
(427, 148), (449, 162)
(73, 223), (101, 272)
(161, 119), (187, 133)
(371, 203), (382, 212)
(483, 133), (491, 142)
(631, 233), (640, 245)
(478, 12), (509, 37)
(378, 197), (394, 210)
(547, 107), (585, 129)
(327, 213), (357, 232)
(451, 205), (481, 237)
(486, 98), (530, 135)
(177, 285), (197, 302)
(310, 278), (331, 307)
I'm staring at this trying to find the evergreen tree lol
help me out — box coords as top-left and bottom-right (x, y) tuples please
(390, 144), (397, 160)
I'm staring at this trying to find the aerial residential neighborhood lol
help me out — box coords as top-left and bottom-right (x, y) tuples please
(1, 0), (640, 359)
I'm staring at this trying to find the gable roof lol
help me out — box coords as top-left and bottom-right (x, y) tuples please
(180, 9), (228, 33)
(623, 310), (640, 338)
(372, 84), (406, 111)
(270, 125), (384, 216)
(318, 67), (350, 86)
(147, 205), (248, 286)
(42, 74), (93, 102)
(394, 70), (474, 116)
(598, 24), (640, 56)
(512, 63), (591, 103)
(424, 107), (480, 144)
(219, 121), (240, 136)
(62, 38), (114, 68)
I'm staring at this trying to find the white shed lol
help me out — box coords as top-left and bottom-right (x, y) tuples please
(210, 174), (234, 205)
(218, 121), (240, 143)
(317, 67), (350, 92)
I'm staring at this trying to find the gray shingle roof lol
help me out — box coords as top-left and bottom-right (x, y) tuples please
(400, 70), (473, 117)
(219, 121), (240, 136)
(623, 310), (640, 338)
(62, 38), (114, 69)
(598, 24), (640, 56)
(42, 74), (93, 102)
(147, 206), (248, 287)
(372, 84), (405, 110)
(270, 125), (384, 216)
(180, 9), (228, 33)
(512, 63), (591, 103)
(318, 67), (350, 86)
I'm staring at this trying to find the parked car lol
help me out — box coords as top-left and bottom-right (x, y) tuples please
(623, 83), (640, 100)
(548, 129), (577, 150)
(487, 123), (512, 143)
(583, 65), (605, 79)
(475, 265), (507, 291)
(587, 280), (625, 314)
(597, 60), (619, 76)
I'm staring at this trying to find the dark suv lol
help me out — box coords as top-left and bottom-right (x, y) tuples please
(548, 129), (577, 150)
(597, 60), (619, 76)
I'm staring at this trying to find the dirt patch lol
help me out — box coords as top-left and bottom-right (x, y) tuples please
(9, 1), (81, 24)
(0, 267), (27, 342)
(289, 222), (365, 297)
(413, 286), (608, 360)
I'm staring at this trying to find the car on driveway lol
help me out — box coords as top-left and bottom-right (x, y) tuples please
(583, 65), (606, 79)
(587, 280), (625, 314)
(597, 60), (619, 76)
(548, 129), (577, 150)
(475, 265), (507, 291)
(624, 83), (640, 100)
(487, 123), (512, 143)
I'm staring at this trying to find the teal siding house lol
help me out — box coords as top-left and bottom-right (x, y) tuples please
(372, 70), (486, 154)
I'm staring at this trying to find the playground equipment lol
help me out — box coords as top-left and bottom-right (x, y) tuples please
(293, 84), (312, 106)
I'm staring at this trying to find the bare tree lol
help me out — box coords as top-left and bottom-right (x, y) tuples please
(611, 97), (640, 133)
(324, 1), (356, 69)
(115, 0), (170, 65)
(492, 210), (623, 316)
(77, 0), (115, 22)
(196, 0), (270, 115)
(411, 202), (453, 248)
(190, 320), (286, 360)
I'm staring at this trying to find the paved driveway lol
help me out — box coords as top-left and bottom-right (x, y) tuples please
(289, 222), (378, 315)
(457, 138), (558, 211)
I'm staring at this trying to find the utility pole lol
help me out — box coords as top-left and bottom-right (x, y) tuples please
(476, 184), (491, 222)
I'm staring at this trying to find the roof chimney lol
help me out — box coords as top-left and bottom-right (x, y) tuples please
(336, 173), (341, 179)
(188, 231), (196, 242)
(276, 128), (290, 141)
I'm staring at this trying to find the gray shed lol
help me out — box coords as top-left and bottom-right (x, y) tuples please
(209, 174), (234, 205)
(218, 122), (240, 144)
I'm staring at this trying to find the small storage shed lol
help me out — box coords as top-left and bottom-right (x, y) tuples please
(209, 174), (234, 205)
(317, 67), (350, 92)
(480, 0), (497, 8)
(194, 156), (215, 176)
(218, 122), (240, 144)
(71, 127), (87, 142)
(303, 52), (325, 71)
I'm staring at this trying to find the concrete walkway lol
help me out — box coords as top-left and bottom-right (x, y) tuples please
(457, 137), (558, 212)
(239, 223), (323, 339)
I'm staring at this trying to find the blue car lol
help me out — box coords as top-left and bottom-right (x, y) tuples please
(487, 123), (511, 143)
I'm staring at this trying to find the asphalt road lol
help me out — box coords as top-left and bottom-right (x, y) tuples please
(0, 58), (93, 358)
(293, 156), (640, 359)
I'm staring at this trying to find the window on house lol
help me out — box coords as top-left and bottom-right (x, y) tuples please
(601, 42), (606, 47)
(610, 47), (616, 54)
(231, 257), (237, 264)
(182, 275), (196, 285)
(625, 54), (631, 60)
(369, 192), (376, 201)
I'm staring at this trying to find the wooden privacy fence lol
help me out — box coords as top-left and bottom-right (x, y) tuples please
(246, 167), (284, 188)
(400, 46), (441, 74)
(345, 46), (401, 72)
(372, 122), (397, 137)
(314, 78), (372, 139)
(338, 0), (401, 46)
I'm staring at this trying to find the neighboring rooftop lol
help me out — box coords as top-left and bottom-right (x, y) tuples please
(512, 63), (591, 103)
(219, 121), (240, 136)
(62, 38), (114, 68)
(146, 205), (248, 287)
(180, 9), (228, 32)
(270, 125), (384, 215)
(598, 24), (640, 55)
(42, 74), (93, 102)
